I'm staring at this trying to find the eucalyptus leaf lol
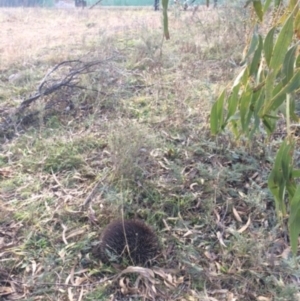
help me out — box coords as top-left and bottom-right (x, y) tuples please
(263, 27), (275, 67)
(289, 185), (300, 255)
(270, 13), (294, 72)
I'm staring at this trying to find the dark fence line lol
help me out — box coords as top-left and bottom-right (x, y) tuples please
(0, 0), (45, 6)
(0, 0), (222, 8)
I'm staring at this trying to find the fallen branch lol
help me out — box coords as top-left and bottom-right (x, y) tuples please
(18, 58), (112, 112)
(0, 56), (115, 139)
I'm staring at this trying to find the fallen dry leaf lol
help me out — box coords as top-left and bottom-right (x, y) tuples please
(232, 207), (242, 223)
(237, 215), (251, 233)
(257, 296), (271, 301)
(217, 231), (227, 248)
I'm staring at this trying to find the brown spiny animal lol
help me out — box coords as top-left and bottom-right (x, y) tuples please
(93, 220), (159, 266)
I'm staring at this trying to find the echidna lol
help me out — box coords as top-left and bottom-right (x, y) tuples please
(93, 219), (159, 266)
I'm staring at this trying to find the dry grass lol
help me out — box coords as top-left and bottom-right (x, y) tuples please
(0, 8), (161, 68)
(1, 5), (299, 301)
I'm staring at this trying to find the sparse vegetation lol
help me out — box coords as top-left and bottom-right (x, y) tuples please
(0, 4), (299, 301)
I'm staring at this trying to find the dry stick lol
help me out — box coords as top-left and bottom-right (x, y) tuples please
(18, 60), (81, 111)
(81, 181), (102, 209)
(121, 210), (135, 266)
(119, 189), (135, 266)
(89, 0), (102, 9)
(18, 58), (115, 111)
(12, 277), (115, 288)
(51, 169), (69, 195)
(0, 57), (116, 131)
(81, 172), (108, 209)
(0, 57), (117, 138)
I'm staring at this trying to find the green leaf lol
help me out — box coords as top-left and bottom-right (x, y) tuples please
(210, 90), (225, 135)
(264, 70), (300, 113)
(281, 144), (292, 181)
(273, 141), (287, 177)
(289, 217), (300, 256)
(264, 70), (276, 109)
(263, 27), (275, 67)
(289, 94), (299, 122)
(233, 66), (249, 87)
(240, 88), (252, 133)
(246, 90), (261, 137)
(288, 185), (300, 255)
(263, 114), (280, 120)
(262, 115), (277, 135)
(226, 84), (240, 122)
(242, 27), (259, 62)
(249, 35), (263, 77)
(280, 68), (300, 94)
(282, 45), (297, 86)
(269, 93), (286, 113)
(292, 169), (300, 178)
(253, 89), (265, 115)
(253, 0), (263, 22)
(229, 119), (239, 138)
(162, 0), (170, 40)
(286, 178), (296, 200)
(296, 55), (300, 68)
(270, 13), (294, 72)
(268, 141), (294, 217)
(272, 81), (283, 97)
(268, 169), (285, 217)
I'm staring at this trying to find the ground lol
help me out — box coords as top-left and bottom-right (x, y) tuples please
(0, 5), (299, 301)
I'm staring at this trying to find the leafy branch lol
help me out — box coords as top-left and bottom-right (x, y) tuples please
(210, 0), (300, 255)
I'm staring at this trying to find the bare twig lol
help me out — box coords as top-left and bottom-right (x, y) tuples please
(81, 172), (108, 209)
(89, 0), (102, 9)
(0, 56), (116, 139)
(18, 58), (114, 112)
